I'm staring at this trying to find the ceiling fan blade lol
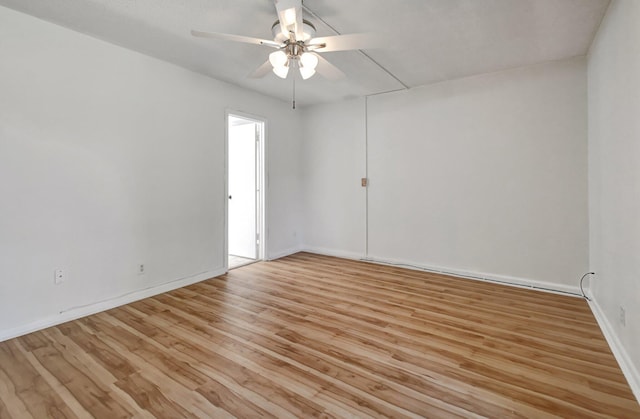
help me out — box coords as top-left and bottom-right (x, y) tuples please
(248, 60), (273, 79)
(275, 0), (303, 40)
(314, 54), (345, 81)
(308, 33), (376, 52)
(191, 30), (282, 48)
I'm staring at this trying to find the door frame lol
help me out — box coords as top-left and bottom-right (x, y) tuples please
(224, 110), (267, 271)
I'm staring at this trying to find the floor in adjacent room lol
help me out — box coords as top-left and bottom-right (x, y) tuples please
(228, 254), (256, 269)
(0, 253), (638, 418)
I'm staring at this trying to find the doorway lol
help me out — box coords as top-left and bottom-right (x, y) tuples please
(227, 113), (265, 269)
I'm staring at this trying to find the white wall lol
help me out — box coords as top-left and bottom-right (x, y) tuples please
(0, 5), (301, 339)
(302, 58), (589, 291)
(588, 0), (640, 396)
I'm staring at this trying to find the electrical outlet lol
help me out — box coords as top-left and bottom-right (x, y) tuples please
(619, 306), (626, 327)
(54, 269), (64, 284)
(138, 264), (145, 275)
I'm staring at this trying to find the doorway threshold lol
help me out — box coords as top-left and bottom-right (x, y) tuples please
(229, 255), (258, 270)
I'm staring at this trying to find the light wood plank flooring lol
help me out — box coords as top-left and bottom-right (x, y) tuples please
(0, 252), (638, 418)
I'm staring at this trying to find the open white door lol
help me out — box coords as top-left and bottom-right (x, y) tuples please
(228, 115), (263, 264)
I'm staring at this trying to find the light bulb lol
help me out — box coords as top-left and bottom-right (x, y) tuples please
(300, 52), (319, 70)
(273, 65), (289, 79)
(269, 50), (288, 68)
(299, 66), (315, 80)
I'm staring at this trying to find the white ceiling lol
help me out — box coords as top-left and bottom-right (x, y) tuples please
(0, 0), (610, 107)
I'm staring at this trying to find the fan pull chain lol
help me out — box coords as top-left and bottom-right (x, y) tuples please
(292, 75), (296, 109)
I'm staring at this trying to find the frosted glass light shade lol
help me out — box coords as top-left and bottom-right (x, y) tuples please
(300, 52), (318, 70)
(269, 50), (288, 68)
(273, 65), (289, 79)
(299, 66), (315, 80)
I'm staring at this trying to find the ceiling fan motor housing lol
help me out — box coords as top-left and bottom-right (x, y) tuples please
(286, 42), (304, 60)
(271, 19), (316, 43)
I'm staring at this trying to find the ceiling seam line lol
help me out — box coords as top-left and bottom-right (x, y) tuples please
(365, 88), (408, 98)
(357, 50), (410, 90)
(301, 4), (410, 90)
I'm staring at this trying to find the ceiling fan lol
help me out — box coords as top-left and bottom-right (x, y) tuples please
(191, 0), (373, 81)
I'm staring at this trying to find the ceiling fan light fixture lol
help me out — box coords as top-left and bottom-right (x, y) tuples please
(269, 50), (288, 68)
(273, 64), (290, 79)
(300, 52), (318, 70)
(299, 66), (315, 80)
(193, 0), (353, 87)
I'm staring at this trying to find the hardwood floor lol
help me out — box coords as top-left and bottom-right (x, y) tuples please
(0, 252), (638, 418)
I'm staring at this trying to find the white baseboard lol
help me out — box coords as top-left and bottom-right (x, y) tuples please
(301, 248), (581, 297)
(302, 246), (365, 261)
(362, 254), (582, 297)
(589, 299), (640, 403)
(0, 268), (225, 343)
(267, 246), (301, 261)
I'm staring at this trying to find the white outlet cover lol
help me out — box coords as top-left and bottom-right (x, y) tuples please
(54, 269), (64, 284)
